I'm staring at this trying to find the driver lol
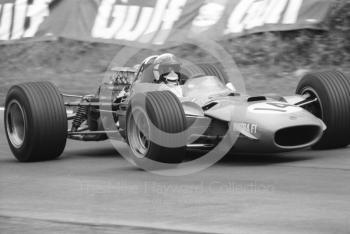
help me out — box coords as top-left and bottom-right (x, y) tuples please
(153, 53), (182, 85)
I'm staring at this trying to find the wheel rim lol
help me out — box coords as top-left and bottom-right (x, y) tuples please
(300, 87), (323, 119)
(6, 100), (26, 148)
(127, 109), (150, 159)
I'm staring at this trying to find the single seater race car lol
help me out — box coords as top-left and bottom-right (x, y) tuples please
(4, 54), (350, 166)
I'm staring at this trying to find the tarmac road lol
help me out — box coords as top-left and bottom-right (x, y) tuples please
(0, 111), (350, 234)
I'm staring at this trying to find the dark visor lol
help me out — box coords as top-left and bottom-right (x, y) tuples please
(159, 64), (181, 74)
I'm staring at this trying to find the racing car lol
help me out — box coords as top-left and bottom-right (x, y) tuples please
(4, 53), (350, 166)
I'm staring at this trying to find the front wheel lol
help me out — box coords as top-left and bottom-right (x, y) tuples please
(296, 70), (350, 149)
(4, 82), (67, 162)
(182, 63), (228, 84)
(126, 91), (187, 167)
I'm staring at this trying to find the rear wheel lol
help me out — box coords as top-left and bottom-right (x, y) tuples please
(126, 91), (187, 166)
(296, 70), (350, 149)
(4, 82), (67, 162)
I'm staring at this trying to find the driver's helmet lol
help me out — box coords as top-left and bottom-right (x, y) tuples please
(153, 53), (181, 84)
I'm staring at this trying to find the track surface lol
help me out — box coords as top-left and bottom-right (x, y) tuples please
(0, 112), (350, 234)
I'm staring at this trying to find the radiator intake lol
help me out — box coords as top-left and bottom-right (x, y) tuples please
(275, 125), (321, 147)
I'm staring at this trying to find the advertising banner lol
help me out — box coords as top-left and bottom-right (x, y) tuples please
(0, 0), (335, 46)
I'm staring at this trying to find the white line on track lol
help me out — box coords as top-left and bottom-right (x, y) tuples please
(0, 215), (213, 234)
(0, 107), (4, 111)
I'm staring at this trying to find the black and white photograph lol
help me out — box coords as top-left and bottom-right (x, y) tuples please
(0, 0), (349, 233)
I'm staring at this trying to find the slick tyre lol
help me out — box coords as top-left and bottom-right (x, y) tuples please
(296, 71), (350, 149)
(4, 82), (67, 162)
(126, 91), (187, 168)
(183, 63), (228, 83)
(197, 63), (228, 83)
